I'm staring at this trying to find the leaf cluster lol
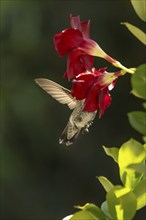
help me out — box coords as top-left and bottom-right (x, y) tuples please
(63, 139), (146, 220)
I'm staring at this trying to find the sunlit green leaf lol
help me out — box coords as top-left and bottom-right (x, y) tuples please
(120, 168), (143, 190)
(118, 139), (145, 189)
(131, 0), (146, 22)
(128, 111), (146, 135)
(70, 203), (106, 220)
(118, 139), (145, 168)
(128, 163), (146, 174)
(70, 210), (96, 220)
(102, 146), (119, 163)
(97, 176), (114, 192)
(106, 186), (137, 220)
(121, 22), (146, 45)
(133, 178), (146, 210)
(131, 64), (146, 99)
(63, 215), (73, 220)
(101, 201), (113, 220)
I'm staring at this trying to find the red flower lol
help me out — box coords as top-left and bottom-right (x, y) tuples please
(71, 68), (120, 117)
(54, 15), (96, 80)
(54, 15), (134, 79)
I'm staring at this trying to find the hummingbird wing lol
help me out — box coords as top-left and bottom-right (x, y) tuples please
(35, 78), (77, 109)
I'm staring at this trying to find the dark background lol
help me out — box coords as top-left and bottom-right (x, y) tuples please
(1, 0), (145, 220)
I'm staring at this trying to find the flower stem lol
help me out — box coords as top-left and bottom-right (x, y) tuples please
(112, 61), (135, 74)
(105, 55), (135, 74)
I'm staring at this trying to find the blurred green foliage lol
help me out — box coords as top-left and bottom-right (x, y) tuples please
(1, 0), (145, 220)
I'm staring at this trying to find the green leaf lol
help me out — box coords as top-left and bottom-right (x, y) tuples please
(118, 139), (145, 189)
(106, 186), (137, 220)
(63, 215), (73, 220)
(97, 176), (114, 192)
(131, 64), (146, 100)
(128, 111), (146, 135)
(143, 143), (146, 150)
(101, 201), (113, 220)
(128, 163), (146, 174)
(133, 179), (146, 210)
(131, 0), (146, 22)
(143, 102), (146, 110)
(70, 210), (97, 220)
(118, 139), (145, 168)
(143, 136), (146, 143)
(102, 146), (119, 163)
(121, 22), (146, 45)
(70, 203), (106, 220)
(120, 168), (143, 190)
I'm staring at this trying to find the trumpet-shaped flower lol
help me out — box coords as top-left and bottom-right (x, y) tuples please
(54, 15), (134, 79)
(71, 68), (120, 117)
(54, 15), (95, 79)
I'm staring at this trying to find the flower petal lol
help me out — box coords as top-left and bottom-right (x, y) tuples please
(71, 73), (95, 99)
(70, 15), (90, 38)
(98, 88), (112, 117)
(54, 28), (83, 56)
(71, 68), (118, 113)
(66, 50), (85, 79)
(93, 67), (107, 76)
(70, 15), (81, 29)
(80, 38), (107, 58)
(108, 79), (118, 91)
(80, 20), (90, 38)
(83, 85), (99, 112)
(65, 49), (94, 80)
(81, 54), (94, 71)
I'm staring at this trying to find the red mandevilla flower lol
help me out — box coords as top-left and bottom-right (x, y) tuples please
(71, 68), (120, 117)
(54, 15), (95, 80)
(54, 15), (134, 79)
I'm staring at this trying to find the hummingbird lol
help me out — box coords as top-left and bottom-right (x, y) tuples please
(35, 78), (97, 146)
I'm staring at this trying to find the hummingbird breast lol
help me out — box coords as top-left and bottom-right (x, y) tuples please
(70, 101), (97, 129)
(59, 101), (97, 146)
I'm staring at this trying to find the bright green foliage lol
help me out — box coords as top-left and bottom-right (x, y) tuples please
(131, 0), (146, 22)
(70, 210), (99, 220)
(128, 163), (146, 174)
(69, 203), (106, 220)
(102, 146), (119, 163)
(118, 139), (145, 168)
(133, 179), (146, 210)
(128, 111), (146, 135)
(97, 176), (114, 192)
(101, 201), (113, 220)
(118, 139), (145, 189)
(129, 63), (146, 141)
(63, 139), (146, 220)
(121, 22), (146, 45)
(131, 64), (146, 100)
(107, 186), (137, 220)
(63, 214), (73, 220)
(129, 64), (146, 142)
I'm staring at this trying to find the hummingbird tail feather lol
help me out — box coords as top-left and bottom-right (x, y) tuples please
(59, 122), (81, 146)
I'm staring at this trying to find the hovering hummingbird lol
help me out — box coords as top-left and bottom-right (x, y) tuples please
(35, 78), (97, 146)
